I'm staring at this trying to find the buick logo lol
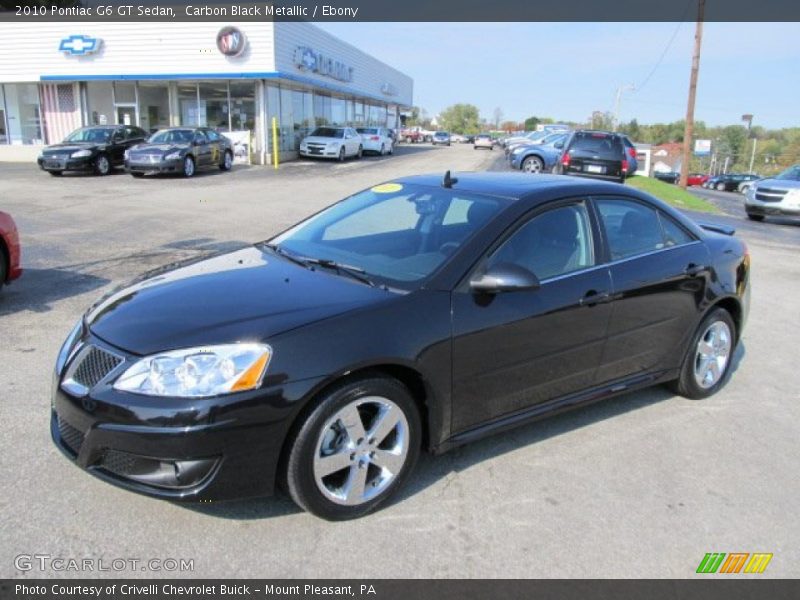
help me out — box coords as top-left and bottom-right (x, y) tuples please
(216, 27), (247, 57)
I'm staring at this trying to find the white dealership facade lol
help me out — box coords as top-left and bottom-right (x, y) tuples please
(0, 22), (413, 162)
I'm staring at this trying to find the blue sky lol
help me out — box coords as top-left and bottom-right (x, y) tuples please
(318, 22), (799, 129)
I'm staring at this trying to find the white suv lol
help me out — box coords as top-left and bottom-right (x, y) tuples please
(744, 164), (800, 222)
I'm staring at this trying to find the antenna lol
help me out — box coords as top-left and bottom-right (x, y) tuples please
(442, 170), (458, 188)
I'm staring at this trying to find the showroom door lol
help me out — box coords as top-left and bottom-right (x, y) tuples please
(116, 105), (137, 127)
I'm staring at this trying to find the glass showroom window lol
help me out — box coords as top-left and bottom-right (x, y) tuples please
(2, 83), (43, 144)
(314, 94), (331, 127)
(331, 97), (346, 126)
(229, 81), (255, 131)
(199, 82), (229, 130)
(279, 87), (295, 151)
(138, 82), (170, 132)
(178, 82), (200, 126)
(354, 101), (365, 126)
(291, 89), (313, 150)
(0, 85), (7, 144)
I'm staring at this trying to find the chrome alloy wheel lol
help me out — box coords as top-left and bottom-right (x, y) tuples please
(313, 396), (409, 506)
(184, 156), (195, 177)
(693, 320), (732, 389)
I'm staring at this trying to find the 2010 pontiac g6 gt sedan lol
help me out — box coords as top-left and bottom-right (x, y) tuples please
(52, 173), (750, 520)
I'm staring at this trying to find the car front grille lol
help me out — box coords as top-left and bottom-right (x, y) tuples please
(755, 187), (787, 202)
(71, 346), (123, 389)
(57, 416), (85, 456)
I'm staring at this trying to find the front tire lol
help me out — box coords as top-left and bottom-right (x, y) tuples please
(220, 150), (233, 171)
(716, 182), (726, 191)
(338, 146), (345, 162)
(48, 170), (63, 177)
(522, 156), (544, 173)
(356, 145), (363, 159)
(94, 154), (111, 176)
(746, 212), (764, 221)
(183, 156), (195, 178)
(669, 307), (736, 399)
(284, 376), (421, 520)
(0, 245), (7, 292)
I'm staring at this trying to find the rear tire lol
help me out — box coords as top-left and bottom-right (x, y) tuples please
(284, 376), (421, 520)
(48, 171), (63, 177)
(668, 307), (736, 400)
(746, 212), (764, 222)
(130, 172), (144, 178)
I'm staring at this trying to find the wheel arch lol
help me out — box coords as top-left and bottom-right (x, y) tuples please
(705, 295), (743, 342)
(275, 362), (438, 489)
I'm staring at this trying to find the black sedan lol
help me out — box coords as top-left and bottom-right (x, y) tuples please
(37, 125), (148, 176)
(653, 171), (680, 184)
(52, 173), (750, 519)
(125, 127), (233, 177)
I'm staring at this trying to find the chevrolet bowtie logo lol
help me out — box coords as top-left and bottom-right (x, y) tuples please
(59, 35), (102, 56)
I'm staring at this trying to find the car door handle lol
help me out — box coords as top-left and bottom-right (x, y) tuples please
(579, 290), (611, 307)
(684, 263), (707, 277)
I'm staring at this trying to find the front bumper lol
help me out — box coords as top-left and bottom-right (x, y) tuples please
(299, 148), (339, 159)
(126, 157), (182, 175)
(745, 201), (800, 217)
(51, 335), (326, 502)
(38, 156), (94, 172)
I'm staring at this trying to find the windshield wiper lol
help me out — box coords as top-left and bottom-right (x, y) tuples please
(304, 258), (376, 287)
(261, 244), (376, 287)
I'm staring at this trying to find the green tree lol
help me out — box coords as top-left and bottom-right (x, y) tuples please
(439, 104), (481, 135)
(524, 116), (541, 131)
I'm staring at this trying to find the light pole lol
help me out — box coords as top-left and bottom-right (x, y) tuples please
(742, 114), (757, 174)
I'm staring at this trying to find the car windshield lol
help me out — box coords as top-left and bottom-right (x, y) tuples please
(774, 165), (800, 181)
(526, 131), (548, 141)
(357, 128), (378, 134)
(148, 129), (194, 144)
(64, 128), (114, 143)
(270, 183), (505, 289)
(435, 132), (448, 136)
(311, 128), (344, 138)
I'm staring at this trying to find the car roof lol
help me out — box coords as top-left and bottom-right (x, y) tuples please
(393, 172), (627, 201)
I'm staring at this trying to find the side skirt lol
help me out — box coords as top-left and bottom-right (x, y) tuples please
(433, 368), (677, 454)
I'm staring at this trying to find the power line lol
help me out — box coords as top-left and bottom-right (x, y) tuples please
(635, 0), (693, 93)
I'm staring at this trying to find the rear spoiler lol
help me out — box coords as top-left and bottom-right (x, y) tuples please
(698, 222), (736, 236)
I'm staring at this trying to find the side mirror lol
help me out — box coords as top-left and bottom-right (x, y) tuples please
(470, 263), (540, 294)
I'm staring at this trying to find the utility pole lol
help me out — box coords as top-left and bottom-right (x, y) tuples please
(612, 84), (635, 131)
(679, 0), (705, 188)
(749, 138), (758, 173)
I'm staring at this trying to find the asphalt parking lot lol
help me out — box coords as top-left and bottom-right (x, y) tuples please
(1, 143), (799, 578)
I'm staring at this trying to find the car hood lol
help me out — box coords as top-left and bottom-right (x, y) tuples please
(129, 143), (189, 154)
(85, 246), (392, 355)
(42, 142), (100, 154)
(754, 177), (800, 191)
(302, 136), (342, 145)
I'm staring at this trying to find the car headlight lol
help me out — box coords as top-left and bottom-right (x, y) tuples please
(164, 152), (181, 160)
(327, 142), (340, 148)
(113, 343), (271, 398)
(71, 149), (92, 158)
(124, 149), (130, 159)
(56, 319), (84, 375)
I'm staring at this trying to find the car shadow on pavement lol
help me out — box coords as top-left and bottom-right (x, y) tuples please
(0, 268), (109, 315)
(179, 343), (747, 521)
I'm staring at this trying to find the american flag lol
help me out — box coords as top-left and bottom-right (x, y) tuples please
(39, 84), (81, 144)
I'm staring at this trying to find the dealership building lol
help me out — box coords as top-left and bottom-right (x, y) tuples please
(0, 22), (413, 163)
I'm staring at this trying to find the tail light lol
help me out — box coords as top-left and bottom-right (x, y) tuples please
(628, 147), (636, 159)
(622, 159), (629, 173)
(561, 153), (571, 167)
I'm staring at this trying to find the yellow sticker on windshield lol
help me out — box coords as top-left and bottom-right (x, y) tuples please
(371, 183), (403, 194)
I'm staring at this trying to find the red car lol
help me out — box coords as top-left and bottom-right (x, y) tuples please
(687, 173), (709, 186)
(0, 211), (22, 290)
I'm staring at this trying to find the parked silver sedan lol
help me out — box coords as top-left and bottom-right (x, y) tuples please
(474, 134), (494, 150)
(744, 164), (800, 221)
